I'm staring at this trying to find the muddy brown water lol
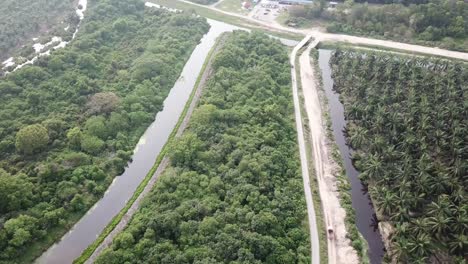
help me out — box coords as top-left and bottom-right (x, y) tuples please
(318, 49), (385, 264)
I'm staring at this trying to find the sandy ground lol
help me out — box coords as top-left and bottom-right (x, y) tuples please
(299, 40), (359, 264)
(84, 34), (226, 264)
(290, 36), (321, 264)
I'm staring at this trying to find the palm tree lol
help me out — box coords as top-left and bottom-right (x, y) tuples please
(391, 237), (410, 263)
(348, 126), (367, 149)
(362, 153), (384, 182)
(372, 186), (396, 217)
(451, 205), (467, 234)
(407, 233), (433, 261)
(410, 218), (427, 237)
(448, 234), (467, 255)
(426, 198), (451, 218)
(329, 50), (466, 261)
(426, 214), (450, 239)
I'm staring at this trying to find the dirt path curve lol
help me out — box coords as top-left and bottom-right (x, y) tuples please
(210, 0), (223, 7)
(290, 36), (321, 264)
(299, 41), (359, 264)
(84, 35), (225, 264)
(173, 0), (468, 61)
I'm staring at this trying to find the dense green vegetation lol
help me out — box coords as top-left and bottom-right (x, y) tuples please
(95, 31), (310, 264)
(330, 50), (467, 263)
(0, 0), (209, 262)
(0, 0), (77, 61)
(289, 0), (468, 51)
(75, 31), (227, 264)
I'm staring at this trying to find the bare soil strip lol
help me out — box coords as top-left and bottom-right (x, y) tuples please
(299, 41), (359, 264)
(290, 36), (321, 264)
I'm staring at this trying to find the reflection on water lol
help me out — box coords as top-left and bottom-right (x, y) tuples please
(34, 2), (300, 260)
(318, 49), (384, 264)
(36, 19), (240, 264)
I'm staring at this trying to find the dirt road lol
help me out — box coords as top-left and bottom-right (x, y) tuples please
(290, 36), (321, 264)
(314, 32), (468, 61)
(172, 0), (468, 61)
(299, 41), (360, 264)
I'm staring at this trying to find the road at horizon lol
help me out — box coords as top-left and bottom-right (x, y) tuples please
(166, 0), (468, 61)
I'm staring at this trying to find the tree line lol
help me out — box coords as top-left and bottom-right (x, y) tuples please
(95, 31), (311, 264)
(330, 50), (467, 263)
(289, 0), (468, 52)
(0, 0), (209, 262)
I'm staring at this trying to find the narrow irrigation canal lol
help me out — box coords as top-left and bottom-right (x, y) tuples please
(36, 19), (239, 264)
(318, 49), (385, 264)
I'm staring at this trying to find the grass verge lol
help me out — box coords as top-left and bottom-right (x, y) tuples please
(294, 43), (328, 264)
(310, 49), (370, 264)
(276, 12), (326, 29)
(215, 0), (250, 15)
(150, 0), (303, 40)
(73, 33), (226, 264)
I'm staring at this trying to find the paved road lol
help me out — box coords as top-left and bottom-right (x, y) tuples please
(290, 36), (321, 264)
(173, 0), (468, 61)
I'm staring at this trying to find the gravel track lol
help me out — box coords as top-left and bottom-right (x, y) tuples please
(299, 40), (359, 264)
(290, 35), (321, 264)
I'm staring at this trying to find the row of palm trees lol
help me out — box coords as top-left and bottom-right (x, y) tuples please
(330, 50), (467, 263)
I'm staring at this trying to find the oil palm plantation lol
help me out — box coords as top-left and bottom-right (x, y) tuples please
(330, 49), (467, 263)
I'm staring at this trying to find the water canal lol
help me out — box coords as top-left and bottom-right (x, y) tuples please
(36, 19), (241, 264)
(318, 49), (385, 264)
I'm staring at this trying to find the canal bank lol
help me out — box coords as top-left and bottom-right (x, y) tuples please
(317, 49), (385, 264)
(36, 19), (239, 264)
(80, 29), (231, 264)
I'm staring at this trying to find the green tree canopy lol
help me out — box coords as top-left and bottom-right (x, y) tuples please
(81, 134), (105, 154)
(67, 127), (83, 149)
(0, 170), (33, 214)
(85, 116), (108, 139)
(15, 124), (49, 154)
